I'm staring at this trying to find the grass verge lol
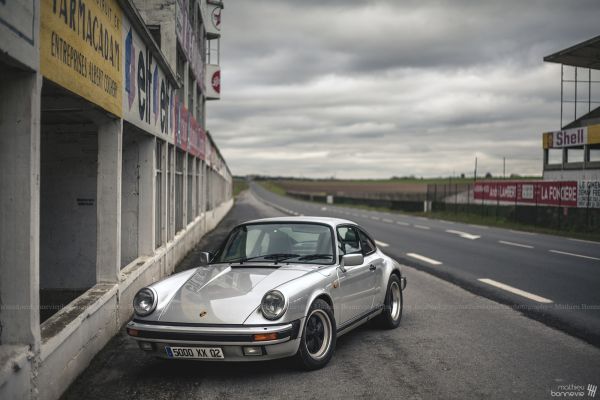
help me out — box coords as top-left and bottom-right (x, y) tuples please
(258, 180), (600, 242)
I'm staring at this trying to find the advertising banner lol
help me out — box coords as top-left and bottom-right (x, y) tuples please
(578, 181), (600, 208)
(204, 0), (222, 37)
(205, 64), (220, 100)
(122, 18), (174, 138)
(474, 181), (579, 208)
(41, 0), (123, 117)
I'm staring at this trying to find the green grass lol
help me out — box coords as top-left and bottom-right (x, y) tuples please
(258, 180), (600, 242)
(260, 176), (542, 185)
(257, 180), (287, 196)
(233, 179), (249, 197)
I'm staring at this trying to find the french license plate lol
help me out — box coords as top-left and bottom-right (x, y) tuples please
(165, 346), (224, 359)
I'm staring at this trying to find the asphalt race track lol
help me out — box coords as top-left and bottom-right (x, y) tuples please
(61, 188), (600, 400)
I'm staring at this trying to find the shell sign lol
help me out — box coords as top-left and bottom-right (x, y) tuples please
(41, 0), (123, 117)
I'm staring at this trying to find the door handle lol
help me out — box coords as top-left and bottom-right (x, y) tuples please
(369, 264), (376, 271)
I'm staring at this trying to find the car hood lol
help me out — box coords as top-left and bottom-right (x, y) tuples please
(156, 264), (315, 324)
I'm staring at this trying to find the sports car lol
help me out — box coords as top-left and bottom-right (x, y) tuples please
(126, 216), (407, 369)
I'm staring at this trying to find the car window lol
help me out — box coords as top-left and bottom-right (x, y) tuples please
(218, 223), (334, 264)
(337, 226), (361, 255)
(358, 229), (376, 255)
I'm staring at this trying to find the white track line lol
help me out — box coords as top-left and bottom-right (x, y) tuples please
(478, 278), (553, 303)
(375, 240), (389, 248)
(396, 221), (410, 226)
(498, 240), (534, 249)
(383, 218), (394, 223)
(414, 225), (430, 230)
(371, 216), (380, 221)
(568, 238), (600, 245)
(509, 229), (537, 236)
(549, 250), (600, 261)
(406, 253), (442, 265)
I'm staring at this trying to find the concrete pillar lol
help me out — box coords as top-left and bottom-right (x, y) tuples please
(182, 152), (188, 225)
(96, 118), (122, 283)
(168, 145), (175, 241)
(138, 136), (155, 255)
(160, 141), (167, 246)
(0, 70), (41, 348)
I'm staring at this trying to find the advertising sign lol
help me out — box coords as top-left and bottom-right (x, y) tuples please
(548, 127), (588, 148)
(474, 181), (579, 207)
(578, 181), (600, 208)
(204, 0), (222, 37)
(205, 64), (221, 99)
(41, 0), (123, 117)
(122, 18), (174, 138)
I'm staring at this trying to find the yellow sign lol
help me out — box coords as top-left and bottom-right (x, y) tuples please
(41, 0), (123, 117)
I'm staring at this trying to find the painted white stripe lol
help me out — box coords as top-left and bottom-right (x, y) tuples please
(445, 229), (480, 240)
(361, 214), (369, 218)
(509, 229), (537, 236)
(375, 240), (389, 248)
(498, 240), (533, 249)
(549, 250), (600, 261)
(396, 221), (410, 226)
(478, 278), (553, 303)
(407, 253), (442, 265)
(371, 216), (381, 221)
(352, 213), (360, 217)
(414, 225), (430, 230)
(416, 217), (428, 221)
(568, 238), (600, 245)
(468, 224), (489, 229)
(383, 218), (394, 223)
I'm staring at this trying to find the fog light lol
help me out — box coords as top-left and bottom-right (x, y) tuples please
(243, 346), (263, 356)
(138, 341), (154, 351)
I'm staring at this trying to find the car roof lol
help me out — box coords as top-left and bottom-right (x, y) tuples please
(243, 216), (356, 228)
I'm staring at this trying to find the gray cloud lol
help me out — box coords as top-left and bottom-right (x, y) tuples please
(209, 0), (600, 178)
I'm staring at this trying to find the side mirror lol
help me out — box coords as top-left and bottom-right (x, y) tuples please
(199, 252), (212, 265)
(339, 253), (364, 272)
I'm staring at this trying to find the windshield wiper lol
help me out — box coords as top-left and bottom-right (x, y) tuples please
(228, 253), (301, 265)
(297, 254), (334, 261)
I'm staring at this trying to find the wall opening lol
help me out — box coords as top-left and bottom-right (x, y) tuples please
(39, 81), (98, 323)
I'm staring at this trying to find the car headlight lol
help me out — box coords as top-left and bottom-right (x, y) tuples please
(260, 290), (287, 320)
(133, 288), (157, 317)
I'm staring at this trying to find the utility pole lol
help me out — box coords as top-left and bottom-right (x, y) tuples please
(474, 157), (478, 182)
(503, 157), (506, 179)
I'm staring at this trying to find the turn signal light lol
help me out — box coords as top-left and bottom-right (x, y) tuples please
(127, 328), (139, 337)
(253, 333), (277, 341)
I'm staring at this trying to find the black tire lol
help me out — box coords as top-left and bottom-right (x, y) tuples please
(295, 299), (336, 370)
(377, 274), (403, 329)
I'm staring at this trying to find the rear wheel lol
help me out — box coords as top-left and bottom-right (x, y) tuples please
(377, 274), (403, 329)
(296, 299), (336, 370)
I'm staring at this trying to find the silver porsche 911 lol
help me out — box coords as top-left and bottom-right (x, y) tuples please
(126, 216), (407, 369)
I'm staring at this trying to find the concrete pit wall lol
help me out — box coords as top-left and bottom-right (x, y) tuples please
(36, 198), (233, 400)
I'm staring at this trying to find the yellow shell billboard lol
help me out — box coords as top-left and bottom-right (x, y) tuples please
(40, 0), (123, 117)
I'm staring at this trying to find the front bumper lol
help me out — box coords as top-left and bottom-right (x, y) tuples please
(126, 319), (303, 361)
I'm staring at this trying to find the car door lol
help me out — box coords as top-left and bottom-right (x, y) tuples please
(357, 228), (384, 305)
(336, 225), (378, 325)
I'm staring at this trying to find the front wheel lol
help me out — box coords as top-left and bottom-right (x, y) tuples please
(295, 299), (336, 370)
(377, 274), (403, 329)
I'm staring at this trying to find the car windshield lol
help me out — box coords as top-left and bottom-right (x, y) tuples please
(217, 223), (335, 265)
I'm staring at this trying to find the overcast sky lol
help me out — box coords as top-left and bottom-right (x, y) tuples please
(209, 0), (600, 179)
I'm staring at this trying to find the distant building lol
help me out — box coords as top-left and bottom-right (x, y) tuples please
(542, 35), (600, 181)
(0, 1), (231, 399)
